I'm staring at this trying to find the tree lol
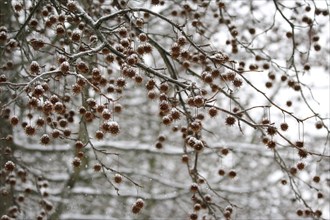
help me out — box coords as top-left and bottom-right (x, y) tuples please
(0, 0), (329, 219)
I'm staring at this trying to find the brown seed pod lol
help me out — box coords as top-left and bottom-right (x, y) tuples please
(108, 121), (120, 135)
(225, 116), (236, 126)
(4, 161), (15, 172)
(296, 162), (305, 170)
(315, 121), (323, 129)
(313, 176), (320, 183)
(170, 108), (181, 120)
(181, 154), (189, 163)
(10, 116), (19, 126)
(280, 123), (288, 131)
(25, 125), (36, 136)
(72, 157), (81, 167)
(218, 169), (226, 176)
(228, 170), (237, 178)
(40, 134), (51, 145)
(95, 130), (104, 140)
(193, 95), (204, 107)
(190, 183), (198, 193)
(266, 126), (277, 136)
(267, 140), (276, 149)
(131, 205), (141, 214)
(208, 107), (218, 117)
(93, 163), (102, 172)
(114, 174), (123, 184)
(155, 141), (163, 149)
(30, 61), (41, 74)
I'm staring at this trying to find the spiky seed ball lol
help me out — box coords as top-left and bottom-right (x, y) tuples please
(204, 194), (212, 202)
(114, 104), (123, 113)
(190, 183), (198, 193)
(143, 43), (152, 53)
(225, 206), (233, 214)
(4, 161), (15, 172)
(93, 163), (102, 172)
(218, 169), (225, 176)
(313, 176), (320, 183)
(59, 119), (68, 128)
(10, 116), (19, 126)
(67, 0), (77, 12)
(158, 135), (166, 142)
(225, 116), (236, 126)
(228, 170), (237, 178)
(114, 174), (123, 184)
(147, 90), (157, 99)
(233, 78), (243, 88)
(190, 213), (198, 220)
(177, 36), (186, 46)
(221, 148), (229, 155)
(136, 45), (145, 55)
(75, 141), (84, 149)
(280, 123), (288, 131)
(118, 27), (128, 37)
(203, 73), (213, 84)
(160, 83), (169, 93)
(170, 109), (181, 120)
(25, 125), (36, 136)
(159, 93), (168, 102)
(265, 81), (272, 88)
(194, 203), (201, 211)
(116, 77), (126, 88)
(162, 115), (172, 126)
(145, 79), (156, 90)
(296, 162), (305, 170)
(63, 128), (71, 137)
(295, 141), (304, 148)
(40, 134), (50, 145)
(194, 141), (204, 152)
(138, 33), (148, 42)
(298, 149), (308, 158)
(95, 130), (104, 140)
(296, 209), (303, 216)
(150, 0), (160, 5)
(135, 18), (144, 27)
(51, 129), (61, 138)
(262, 118), (270, 124)
(190, 120), (202, 133)
(281, 179), (287, 185)
(317, 192), (323, 199)
(181, 154), (189, 163)
(267, 140), (276, 149)
(155, 142), (163, 149)
(108, 121), (120, 135)
(266, 126), (277, 136)
(131, 205), (141, 214)
(208, 107), (218, 117)
(315, 210), (322, 217)
(30, 61), (41, 74)
(315, 121), (323, 129)
(134, 74), (143, 84)
(101, 109), (111, 120)
(290, 167), (297, 175)
(135, 198), (145, 209)
(193, 95), (204, 107)
(72, 157), (81, 167)
(159, 100), (170, 112)
(314, 44), (321, 51)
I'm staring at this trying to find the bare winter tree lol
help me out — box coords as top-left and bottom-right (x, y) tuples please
(0, 0), (329, 219)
